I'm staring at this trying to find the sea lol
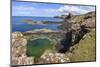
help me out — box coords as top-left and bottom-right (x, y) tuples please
(12, 16), (63, 32)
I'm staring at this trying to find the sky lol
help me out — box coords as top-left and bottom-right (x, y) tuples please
(12, 0), (95, 17)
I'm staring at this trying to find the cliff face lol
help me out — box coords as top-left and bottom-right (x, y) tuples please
(57, 11), (96, 53)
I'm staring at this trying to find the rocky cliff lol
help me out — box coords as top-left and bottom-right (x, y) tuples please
(57, 11), (95, 52)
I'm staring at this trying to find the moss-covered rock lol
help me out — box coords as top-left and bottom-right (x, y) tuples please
(67, 32), (96, 61)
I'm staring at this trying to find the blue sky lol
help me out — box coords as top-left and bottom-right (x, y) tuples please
(12, 1), (95, 17)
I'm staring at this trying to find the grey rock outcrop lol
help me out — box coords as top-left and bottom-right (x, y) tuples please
(12, 32), (34, 65)
(81, 12), (96, 29)
(38, 50), (70, 64)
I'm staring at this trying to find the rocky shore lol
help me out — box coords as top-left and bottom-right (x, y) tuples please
(26, 29), (63, 33)
(12, 32), (70, 65)
(12, 32), (34, 65)
(12, 11), (96, 65)
(23, 20), (62, 25)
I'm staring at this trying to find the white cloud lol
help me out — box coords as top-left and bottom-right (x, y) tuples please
(57, 5), (95, 15)
(12, 3), (95, 16)
(86, 6), (95, 11)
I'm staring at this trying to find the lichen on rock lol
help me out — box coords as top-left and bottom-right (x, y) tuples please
(12, 32), (34, 65)
(37, 50), (70, 64)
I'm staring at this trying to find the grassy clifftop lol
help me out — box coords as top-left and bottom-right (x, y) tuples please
(71, 11), (96, 24)
(67, 31), (96, 61)
(64, 11), (96, 62)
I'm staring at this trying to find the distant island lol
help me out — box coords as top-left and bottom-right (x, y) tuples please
(22, 19), (63, 25)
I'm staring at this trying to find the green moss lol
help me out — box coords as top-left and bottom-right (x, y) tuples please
(71, 15), (85, 24)
(68, 31), (96, 62)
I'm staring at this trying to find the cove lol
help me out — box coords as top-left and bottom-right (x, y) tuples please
(27, 38), (54, 59)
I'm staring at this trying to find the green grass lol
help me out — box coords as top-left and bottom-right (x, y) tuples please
(67, 31), (96, 62)
(71, 15), (85, 24)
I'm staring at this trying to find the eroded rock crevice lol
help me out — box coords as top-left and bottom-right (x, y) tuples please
(57, 12), (94, 53)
